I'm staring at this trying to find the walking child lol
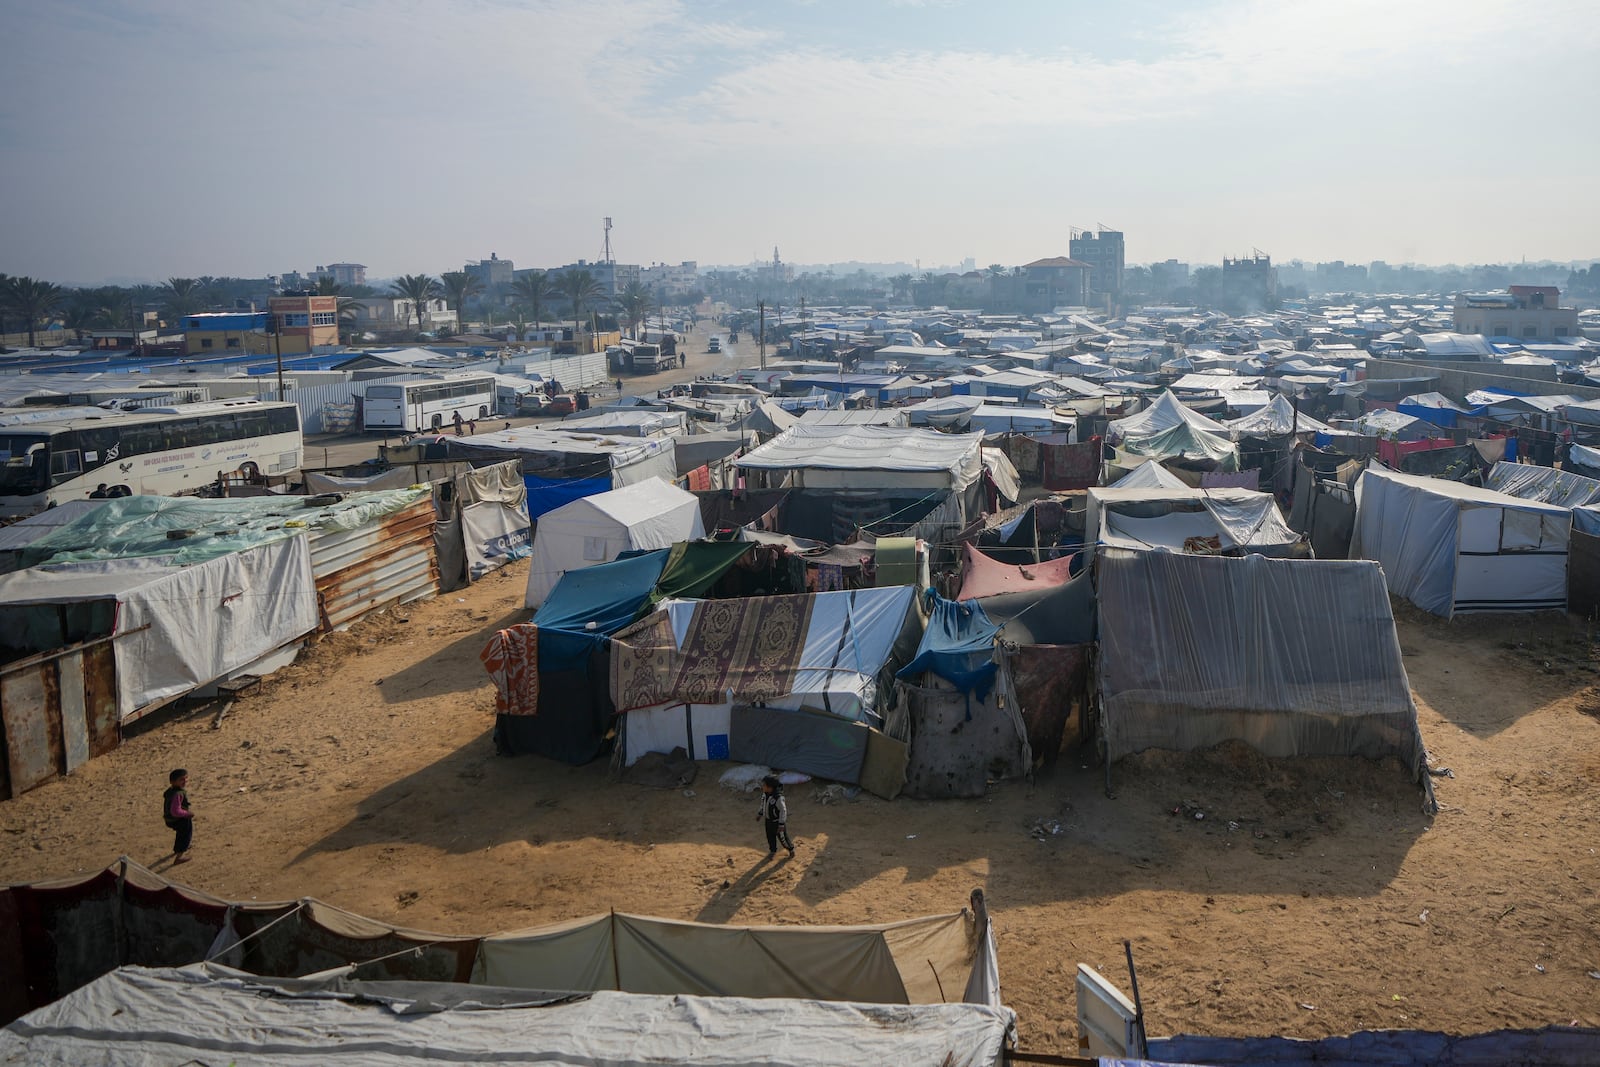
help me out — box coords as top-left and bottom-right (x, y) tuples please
(163, 768), (194, 864)
(755, 775), (795, 859)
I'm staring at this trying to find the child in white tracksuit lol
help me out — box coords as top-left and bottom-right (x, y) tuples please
(756, 775), (795, 858)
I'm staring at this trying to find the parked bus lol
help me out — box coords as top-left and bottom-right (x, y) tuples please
(0, 399), (304, 517)
(362, 375), (497, 433)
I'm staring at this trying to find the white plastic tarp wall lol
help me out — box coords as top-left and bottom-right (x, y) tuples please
(1354, 467), (1569, 617)
(0, 537), (318, 720)
(525, 479), (705, 607)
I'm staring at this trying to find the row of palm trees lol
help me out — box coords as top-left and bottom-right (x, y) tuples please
(387, 267), (657, 341)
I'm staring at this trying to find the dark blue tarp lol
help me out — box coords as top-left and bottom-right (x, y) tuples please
(896, 595), (999, 699)
(1397, 403), (1458, 428)
(524, 474), (611, 520)
(533, 549), (669, 673)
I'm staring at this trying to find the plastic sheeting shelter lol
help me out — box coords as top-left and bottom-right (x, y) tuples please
(1224, 394), (1336, 439)
(0, 965), (1014, 1067)
(610, 587), (920, 774)
(1107, 459), (1190, 490)
(1096, 551), (1427, 778)
(524, 479), (705, 607)
(1109, 390), (1240, 471)
(1354, 467), (1570, 617)
(1485, 460), (1600, 508)
(1085, 486), (1303, 561)
(0, 539), (318, 723)
(486, 543), (755, 765)
(735, 424), (985, 491)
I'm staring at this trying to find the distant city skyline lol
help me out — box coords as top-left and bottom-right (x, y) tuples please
(5, 0), (1597, 283)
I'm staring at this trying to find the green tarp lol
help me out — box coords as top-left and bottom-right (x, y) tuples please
(650, 541), (756, 605)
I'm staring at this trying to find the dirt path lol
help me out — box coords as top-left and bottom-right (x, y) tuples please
(2, 561), (1597, 1053)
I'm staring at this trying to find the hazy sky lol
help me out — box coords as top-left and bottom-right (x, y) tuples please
(5, 0), (1598, 284)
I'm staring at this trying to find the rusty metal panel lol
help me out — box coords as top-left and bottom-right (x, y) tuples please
(82, 641), (119, 758)
(1, 666), (63, 798)
(309, 499), (441, 632)
(57, 652), (89, 774)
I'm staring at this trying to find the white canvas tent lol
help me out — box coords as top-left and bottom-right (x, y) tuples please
(1353, 467), (1570, 617)
(0, 538), (318, 721)
(1224, 394), (1336, 439)
(525, 479), (704, 607)
(1106, 460), (1190, 491)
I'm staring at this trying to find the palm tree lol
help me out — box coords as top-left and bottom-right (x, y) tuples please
(558, 268), (605, 350)
(390, 274), (440, 333)
(162, 277), (202, 323)
(440, 271), (484, 333)
(62, 294), (107, 344)
(616, 281), (654, 339)
(890, 273), (914, 302)
(511, 271), (554, 324)
(3, 276), (66, 347)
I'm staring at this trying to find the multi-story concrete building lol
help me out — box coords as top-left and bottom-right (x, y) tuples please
(347, 296), (457, 334)
(325, 263), (367, 287)
(1069, 230), (1125, 311)
(268, 295), (341, 353)
(1008, 257), (1091, 314)
(556, 259), (640, 297)
(465, 253), (515, 289)
(640, 261), (700, 297)
(1454, 286), (1579, 340)
(1221, 254), (1277, 311)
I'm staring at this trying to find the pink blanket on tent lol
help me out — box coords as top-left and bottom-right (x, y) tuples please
(957, 543), (1078, 601)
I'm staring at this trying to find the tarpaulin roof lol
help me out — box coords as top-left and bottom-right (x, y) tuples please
(1107, 460), (1190, 490)
(1224, 394), (1336, 439)
(650, 540), (757, 605)
(1485, 461), (1600, 508)
(13, 489), (432, 569)
(735, 425), (985, 491)
(957, 543), (1078, 600)
(896, 595), (1000, 698)
(1088, 487), (1301, 556)
(1109, 390), (1230, 438)
(534, 549), (668, 637)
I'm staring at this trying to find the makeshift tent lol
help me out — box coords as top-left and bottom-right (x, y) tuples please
(1084, 486), (1304, 561)
(1223, 394), (1335, 439)
(0, 965), (1015, 1067)
(1108, 392), (1240, 475)
(894, 595), (1031, 798)
(735, 424), (985, 492)
(437, 427), (678, 520)
(486, 542), (755, 764)
(1106, 459), (1191, 490)
(1096, 551), (1427, 779)
(609, 587), (920, 782)
(301, 461), (530, 591)
(0, 539), (318, 722)
(1485, 460), (1600, 507)
(525, 479), (705, 607)
(1353, 467), (1570, 617)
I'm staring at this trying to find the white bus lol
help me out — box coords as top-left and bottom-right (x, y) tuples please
(0, 400), (304, 517)
(363, 375), (497, 433)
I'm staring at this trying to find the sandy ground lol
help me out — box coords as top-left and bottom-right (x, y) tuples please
(3, 561), (1599, 1053)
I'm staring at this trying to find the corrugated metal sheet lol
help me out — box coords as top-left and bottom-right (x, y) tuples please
(309, 498), (440, 631)
(0, 638), (119, 799)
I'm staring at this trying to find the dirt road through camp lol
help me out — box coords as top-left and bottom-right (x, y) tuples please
(2, 562), (1597, 1053)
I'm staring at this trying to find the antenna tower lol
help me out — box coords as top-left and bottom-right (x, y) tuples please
(601, 217), (614, 264)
